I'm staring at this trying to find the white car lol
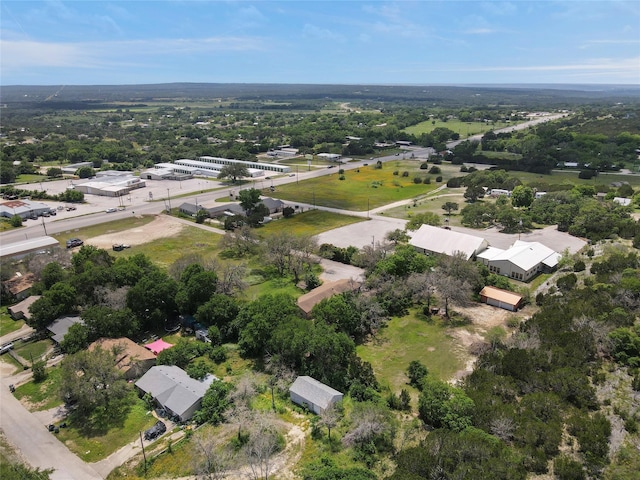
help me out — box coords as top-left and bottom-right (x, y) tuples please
(105, 208), (117, 213)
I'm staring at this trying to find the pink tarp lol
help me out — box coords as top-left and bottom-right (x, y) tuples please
(144, 339), (174, 355)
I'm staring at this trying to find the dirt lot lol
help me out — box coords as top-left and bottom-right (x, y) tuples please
(85, 215), (187, 249)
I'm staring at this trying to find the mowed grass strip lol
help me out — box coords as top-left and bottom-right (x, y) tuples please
(273, 163), (441, 211)
(357, 310), (465, 393)
(258, 210), (365, 237)
(404, 119), (513, 137)
(0, 307), (24, 336)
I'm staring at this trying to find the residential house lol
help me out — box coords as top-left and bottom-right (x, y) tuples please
(135, 365), (216, 421)
(88, 337), (156, 379)
(297, 279), (361, 318)
(47, 315), (83, 345)
(289, 376), (343, 414)
(7, 295), (40, 321)
(2, 273), (36, 301)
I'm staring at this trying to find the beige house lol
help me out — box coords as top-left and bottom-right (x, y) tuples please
(297, 279), (361, 318)
(89, 337), (157, 379)
(479, 286), (523, 311)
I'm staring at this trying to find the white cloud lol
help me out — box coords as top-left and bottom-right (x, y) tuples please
(302, 24), (345, 42)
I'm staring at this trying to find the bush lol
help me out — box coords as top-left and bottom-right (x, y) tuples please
(339, 175), (346, 180)
(460, 165), (468, 172)
(447, 177), (463, 188)
(407, 360), (428, 388)
(423, 177), (431, 184)
(393, 170), (399, 176)
(428, 166), (441, 174)
(435, 176), (443, 183)
(10, 215), (22, 227)
(338, 169), (344, 174)
(209, 346), (228, 363)
(413, 177), (423, 184)
(574, 260), (586, 272)
(305, 271), (321, 290)
(554, 455), (586, 480)
(282, 206), (295, 218)
(420, 162), (429, 170)
(402, 171), (409, 177)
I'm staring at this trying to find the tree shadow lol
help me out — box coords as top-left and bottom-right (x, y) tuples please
(70, 398), (133, 437)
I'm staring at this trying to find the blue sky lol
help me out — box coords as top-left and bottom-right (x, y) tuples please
(1, 1), (639, 86)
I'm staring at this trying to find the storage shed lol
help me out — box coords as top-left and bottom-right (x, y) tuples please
(289, 376), (343, 414)
(479, 286), (523, 311)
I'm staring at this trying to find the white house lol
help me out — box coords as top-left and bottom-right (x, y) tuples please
(409, 224), (489, 260)
(478, 240), (560, 282)
(289, 376), (343, 414)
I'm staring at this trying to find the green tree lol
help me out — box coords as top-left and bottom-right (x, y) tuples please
(407, 360), (428, 388)
(217, 163), (249, 183)
(238, 188), (262, 215)
(193, 380), (231, 425)
(59, 348), (131, 417)
(406, 212), (442, 231)
(418, 379), (475, 431)
(511, 185), (534, 208)
(441, 201), (459, 216)
(464, 184), (485, 202)
(9, 214), (22, 227)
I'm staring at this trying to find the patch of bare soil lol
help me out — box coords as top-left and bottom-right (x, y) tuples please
(448, 303), (533, 382)
(86, 215), (186, 249)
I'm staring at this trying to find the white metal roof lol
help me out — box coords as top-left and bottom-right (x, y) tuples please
(409, 224), (488, 260)
(491, 240), (559, 271)
(0, 236), (60, 259)
(289, 376), (343, 410)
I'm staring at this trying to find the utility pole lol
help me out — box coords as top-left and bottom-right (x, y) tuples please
(41, 216), (48, 236)
(139, 431), (147, 473)
(166, 189), (172, 213)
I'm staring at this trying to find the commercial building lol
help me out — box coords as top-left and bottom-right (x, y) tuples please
(409, 224), (489, 261)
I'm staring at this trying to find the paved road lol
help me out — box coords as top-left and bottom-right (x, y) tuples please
(0, 375), (103, 480)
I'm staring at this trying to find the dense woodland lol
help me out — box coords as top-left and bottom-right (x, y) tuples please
(2, 84), (640, 479)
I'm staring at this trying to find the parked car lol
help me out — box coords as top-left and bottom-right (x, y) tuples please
(144, 421), (166, 441)
(49, 209), (57, 216)
(105, 208), (117, 213)
(66, 238), (83, 249)
(0, 343), (14, 355)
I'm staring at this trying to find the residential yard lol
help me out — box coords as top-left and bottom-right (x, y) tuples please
(14, 365), (64, 411)
(272, 162), (461, 211)
(13, 338), (53, 364)
(54, 214), (156, 247)
(56, 394), (158, 462)
(0, 307), (24, 336)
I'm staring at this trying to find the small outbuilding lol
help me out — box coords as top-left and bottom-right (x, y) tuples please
(479, 286), (523, 312)
(289, 376), (343, 414)
(7, 295), (41, 321)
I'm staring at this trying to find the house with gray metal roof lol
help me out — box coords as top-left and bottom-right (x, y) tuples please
(135, 365), (216, 421)
(477, 240), (560, 282)
(47, 315), (83, 344)
(289, 376), (343, 414)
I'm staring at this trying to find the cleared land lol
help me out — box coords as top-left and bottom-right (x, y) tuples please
(273, 162), (461, 211)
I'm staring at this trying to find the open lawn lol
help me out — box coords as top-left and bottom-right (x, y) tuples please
(0, 307), (24, 336)
(519, 170), (640, 189)
(14, 338), (52, 363)
(273, 162), (460, 211)
(258, 210), (365, 237)
(357, 310), (465, 393)
(14, 366), (64, 411)
(57, 394), (157, 462)
(382, 189), (468, 225)
(404, 119), (513, 138)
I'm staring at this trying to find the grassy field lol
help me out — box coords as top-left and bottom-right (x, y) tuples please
(0, 307), (24, 336)
(14, 366), (64, 411)
(273, 162), (461, 211)
(404, 119), (513, 138)
(258, 210), (365, 237)
(57, 394), (158, 462)
(519, 170), (640, 188)
(357, 309), (466, 393)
